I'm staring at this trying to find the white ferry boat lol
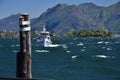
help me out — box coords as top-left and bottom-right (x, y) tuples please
(36, 26), (59, 47)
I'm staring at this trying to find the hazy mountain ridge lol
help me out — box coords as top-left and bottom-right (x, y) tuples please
(0, 14), (21, 30)
(0, 2), (120, 34)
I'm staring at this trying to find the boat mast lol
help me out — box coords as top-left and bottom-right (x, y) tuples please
(43, 25), (46, 31)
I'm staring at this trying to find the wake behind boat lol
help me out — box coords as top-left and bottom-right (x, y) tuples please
(36, 26), (59, 47)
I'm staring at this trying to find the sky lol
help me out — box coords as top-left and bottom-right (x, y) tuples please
(0, 0), (120, 19)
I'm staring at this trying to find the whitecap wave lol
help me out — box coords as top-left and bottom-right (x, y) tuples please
(69, 42), (73, 44)
(102, 46), (106, 49)
(83, 46), (86, 48)
(72, 55), (77, 59)
(66, 50), (71, 53)
(97, 41), (104, 44)
(11, 45), (15, 47)
(16, 44), (20, 46)
(81, 49), (85, 51)
(93, 55), (115, 59)
(12, 50), (18, 52)
(35, 50), (49, 53)
(105, 42), (109, 44)
(107, 48), (112, 50)
(115, 41), (120, 43)
(96, 55), (107, 58)
(45, 44), (60, 47)
(62, 44), (68, 49)
(76, 42), (84, 46)
(11, 44), (20, 47)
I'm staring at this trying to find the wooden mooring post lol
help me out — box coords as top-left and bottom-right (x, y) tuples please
(0, 13), (54, 80)
(16, 13), (32, 79)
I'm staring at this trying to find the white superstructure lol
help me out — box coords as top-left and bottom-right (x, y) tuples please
(36, 26), (52, 47)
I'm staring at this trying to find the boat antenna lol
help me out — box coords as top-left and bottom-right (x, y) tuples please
(43, 25), (46, 31)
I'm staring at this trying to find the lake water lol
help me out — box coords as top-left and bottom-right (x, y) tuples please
(0, 37), (120, 80)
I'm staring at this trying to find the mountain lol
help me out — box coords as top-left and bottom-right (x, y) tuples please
(31, 2), (120, 34)
(104, 2), (120, 33)
(0, 14), (21, 30)
(31, 3), (103, 34)
(0, 2), (120, 34)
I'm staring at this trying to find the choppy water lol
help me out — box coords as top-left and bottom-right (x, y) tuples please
(0, 37), (120, 80)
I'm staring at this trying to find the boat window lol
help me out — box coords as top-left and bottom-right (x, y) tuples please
(48, 37), (50, 39)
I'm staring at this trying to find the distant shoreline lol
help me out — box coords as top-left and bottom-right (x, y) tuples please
(113, 34), (120, 37)
(0, 30), (18, 37)
(0, 30), (120, 38)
